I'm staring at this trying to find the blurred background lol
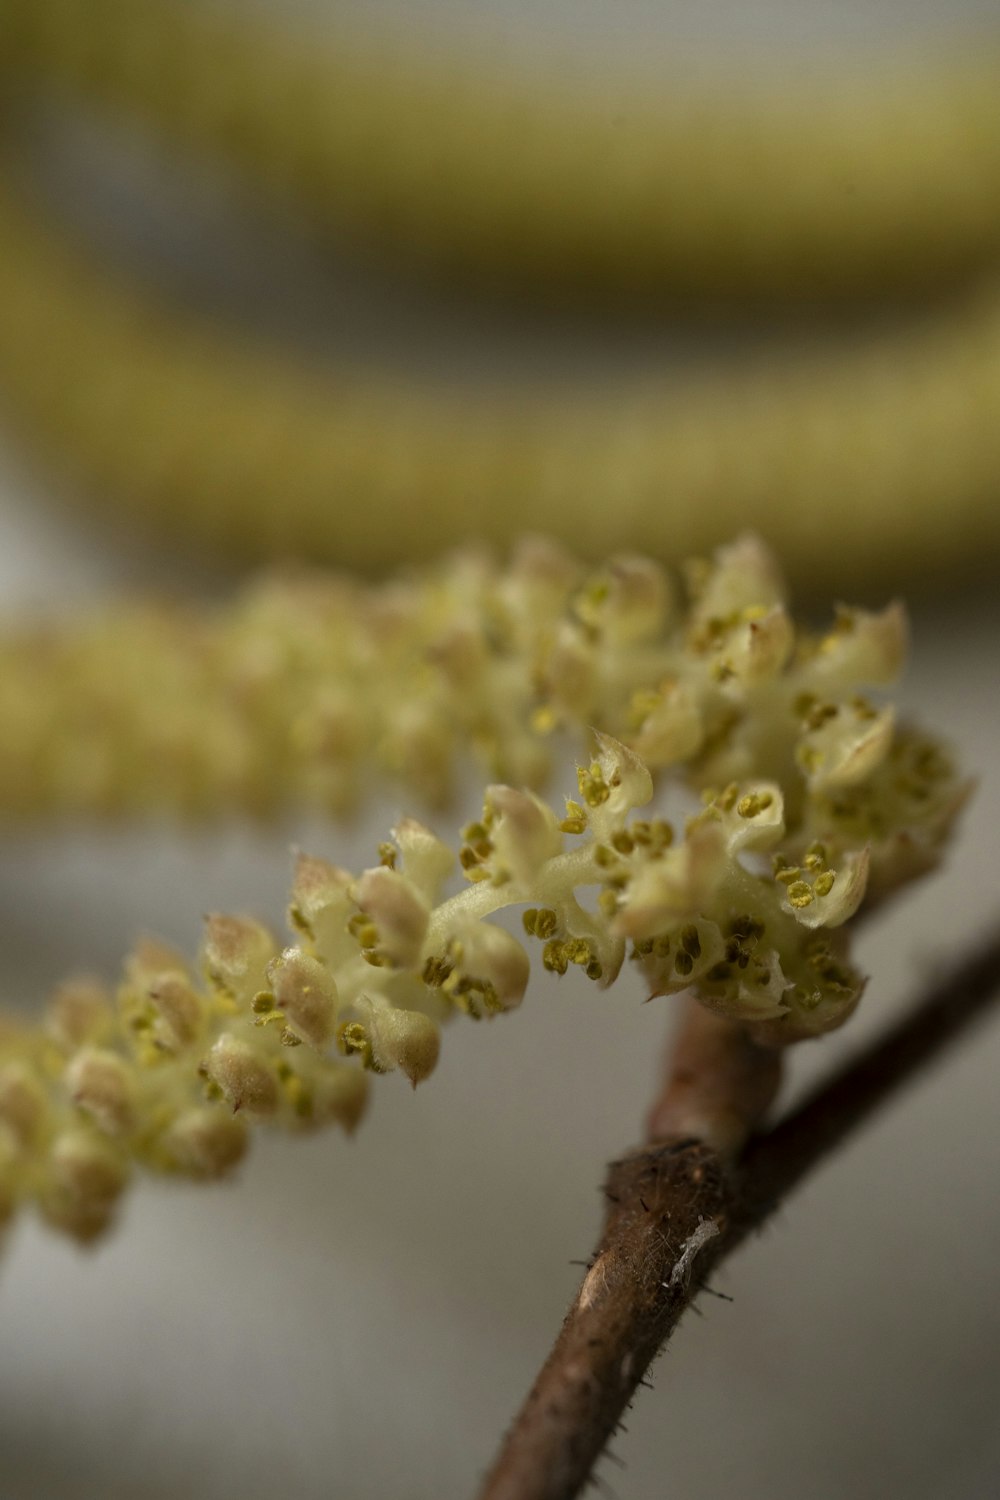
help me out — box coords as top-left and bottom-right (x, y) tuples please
(0, 2), (999, 1497)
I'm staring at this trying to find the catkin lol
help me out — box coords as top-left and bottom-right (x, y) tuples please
(1, 170), (999, 593)
(0, 538), (967, 1243)
(2, 0), (1000, 300)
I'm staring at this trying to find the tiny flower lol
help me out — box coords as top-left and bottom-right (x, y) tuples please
(205, 1034), (279, 1116)
(65, 1048), (136, 1137)
(43, 1130), (129, 1243)
(696, 939), (790, 1024)
(503, 534), (579, 622)
(146, 973), (204, 1050)
(689, 533), (786, 622)
(810, 602), (908, 688)
(701, 782), (785, 855)
(798, 703), (895, 790)
(45, 977), (114, 1051)
(167, 1107), (249, 1178)
(584, 732), (654, 828)
(485, 785), (562, 884)
(718, 605), (795, 684)
(545, 620), (598, 719)
(779, 848), (870, 929)
(268, 949), (338, 1049)
(294, 1061), (369, 1133)
(125, 935), (191, 985)
(391, 817), (456, 903)
(289, 852), (356, 967)
(637, 918), (727, 996)
(749, 935), (865, 1046)
(616, 822), (727, 942)
(438, 919), (531, 1013)
(201, 915), (275, 1005)
(631, 680), (703, 768)
(572, 555), (673, 645)
(354, 866), (430, 968)
(346, 996), (440, 1086)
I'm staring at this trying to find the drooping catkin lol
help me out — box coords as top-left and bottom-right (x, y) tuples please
(1, 172), (999, 593)
(0, 538), (967, 1245)
(2, 0), (1000, 299)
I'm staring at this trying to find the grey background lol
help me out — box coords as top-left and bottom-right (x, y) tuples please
(1, 4), (999, 1498)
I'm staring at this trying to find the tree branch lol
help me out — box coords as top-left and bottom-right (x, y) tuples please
(478, 922), (1000, 1500)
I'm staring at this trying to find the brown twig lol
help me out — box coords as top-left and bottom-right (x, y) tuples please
(478, 923), (1000, 1500)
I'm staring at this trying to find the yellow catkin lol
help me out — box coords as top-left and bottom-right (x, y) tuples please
(0, 170), (999, 594)
(2, 0), (1000, 300)
(0, 539), (969, 1245)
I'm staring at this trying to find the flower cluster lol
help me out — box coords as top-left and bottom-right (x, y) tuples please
(0, 537), (967, 1244)
(0, 536), (965, 861)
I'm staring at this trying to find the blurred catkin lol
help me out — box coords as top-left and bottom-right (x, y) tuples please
(2, 0), (1000, 300)
(1, 168), (999, 593)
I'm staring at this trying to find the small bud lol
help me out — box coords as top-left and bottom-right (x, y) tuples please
(205, 1034), (278, 1115)
(46, 977), (114, 1051)
(268, 949), (338, 1049)
(799, 705), (895, 790)
(590, 733), (653, 822)
(167, 1107), (248, 1178)
(485, 785), (562, 884)
(616, 823), (727, 941)
(391, 818), (456, 903)
(632, 681), (703, 768)
(573, 555), (672, 644)
(354, 867), (430, 968)
(691, 534), (786, 621)
(125, 936), (191, 985)
(721, 606), (795, 683)
(289, 853), (356, 967)
(446, 920), (531, 1011)
(146, 973), (204, 1050)
(297, 1062), (369, 1133)
(353, 997), (440, 1086)
(44, 1130), (129, 1243)
(546, 621), (598, 717)
(504, 535), (579, 624)
(812, 602), (908, 688)
(201, 915), (275, 1004)
(65, 1048), (135, 1136)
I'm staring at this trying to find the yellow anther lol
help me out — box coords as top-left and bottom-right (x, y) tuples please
(577, 763), (611, 808)
(542, 940), (568, 975)
(560, 799), (587, 835)
(804, 841), (828, 871)
(736, 791), (774, 819)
